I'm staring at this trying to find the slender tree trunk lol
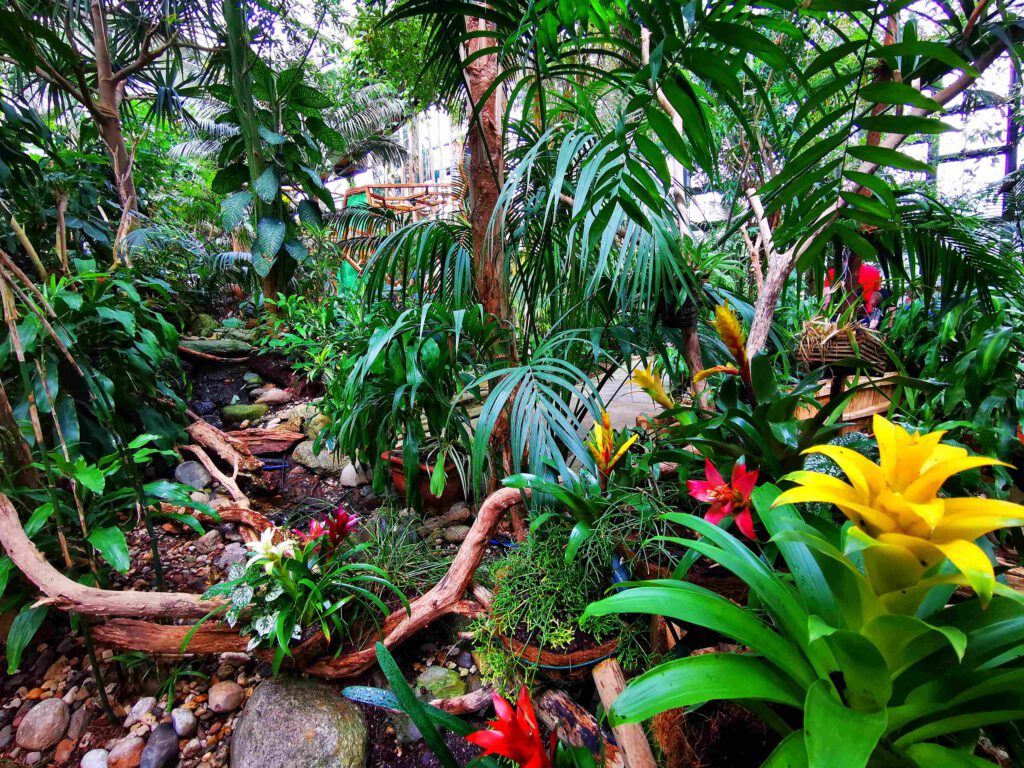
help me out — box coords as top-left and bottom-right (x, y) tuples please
(90, 0), (139, 217)
(463, 17), (509, 327)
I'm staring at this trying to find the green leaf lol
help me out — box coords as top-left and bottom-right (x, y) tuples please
(221, 190), (253, 231)
(7, 605), (48, 674)
(74, 461), (106, 494)
(856, 115), (954, 135)
(258, 125), (286, 145)
(253, 166), (280, 204)
(0, 556), (14, 602)
(88, 526), (130, 573)
(848, 145), (933, 174)
(804, 680), (886, 768)
(860, 82), (942, 111)
(296, 199), (323, 229)
(873, 42), (977, 77)
(96, 307), (137, 336)
(255, 217), (286, 265)
(24, 503), (55, 537)
(284, 239), (309, 263)
(211, 162), (249, 194)
(609, 653), (804, 725)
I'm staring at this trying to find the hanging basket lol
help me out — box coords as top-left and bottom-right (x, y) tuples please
(797, 319), (888, 375)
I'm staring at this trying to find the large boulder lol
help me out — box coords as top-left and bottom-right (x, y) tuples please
(230, 677), (367, 768)
(291, 441), (349, 476)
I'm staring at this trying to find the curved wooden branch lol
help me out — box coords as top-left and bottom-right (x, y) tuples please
(0, 492), (221, 619)
(305, 486), (526, 678)
(186, 419), (263, 473)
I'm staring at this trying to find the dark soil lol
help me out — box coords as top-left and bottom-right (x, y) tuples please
(359, 701), (482, 768)
(185, 361), (252, 427)
(683, 701), (779, 767)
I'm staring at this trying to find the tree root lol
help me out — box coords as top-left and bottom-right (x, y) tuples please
(185, 418), (263, 474)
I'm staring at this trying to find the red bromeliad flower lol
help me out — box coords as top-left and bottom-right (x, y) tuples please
(292, 506), (360, 548)
(687, 458), (759, 539)
(467, 687), (552, 768)
(325, 505), (360, 546)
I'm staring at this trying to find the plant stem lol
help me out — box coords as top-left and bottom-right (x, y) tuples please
(81, 619), (117, 724)
(141, 501), (166, 590)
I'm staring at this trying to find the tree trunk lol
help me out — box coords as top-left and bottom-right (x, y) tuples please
(90, 0), (138, 218)
(463, 17), (509, 326)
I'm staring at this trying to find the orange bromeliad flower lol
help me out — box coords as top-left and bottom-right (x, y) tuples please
(585, 410), (639, 490)
(694, 304), (752, 390)
(467, 687), (552, 768)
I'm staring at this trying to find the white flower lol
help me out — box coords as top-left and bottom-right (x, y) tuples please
(246, 528), (295, 574)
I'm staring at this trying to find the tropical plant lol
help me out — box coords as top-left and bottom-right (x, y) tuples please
(198, 506), (406, 672)
(588, 480), (1024, 766)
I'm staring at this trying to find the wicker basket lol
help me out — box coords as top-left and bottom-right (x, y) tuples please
(797, 320), (888, 375)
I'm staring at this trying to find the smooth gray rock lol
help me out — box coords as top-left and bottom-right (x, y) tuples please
(216, 543), (247, 572)
(80, 749), (109, 768)
(443, 525), (470, 544)
(173, 462), (212, 490)
(170, 708), (196, 738)
(140, 723), (178, 768)
(291, 441), (349, 476)
(15, 698), (69, 751)
(242, 372), (264, 387)
(229, 677), (367, 768)
(0, 724), (13, 749)
(124, 697), (157, 728)
(255, 388), (292, 406)
(180, 338), (252, 356)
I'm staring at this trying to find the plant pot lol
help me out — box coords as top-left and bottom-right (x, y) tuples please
(381, 450), (464, 509)
(496, 631), (620, 682)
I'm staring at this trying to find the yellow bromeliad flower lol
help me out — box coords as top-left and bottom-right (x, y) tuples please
(695, 305), (752, 390)
(775, 415), (1024, 606)
(631, 361), (675, 410)
(586, 410), (639, 490)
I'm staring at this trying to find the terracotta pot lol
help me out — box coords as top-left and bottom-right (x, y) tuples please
(381, 450), (464, 509)
(496, 632), (620, 682)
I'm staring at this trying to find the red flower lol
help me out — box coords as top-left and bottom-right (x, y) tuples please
(293, 518), (327, 545)
(687, 458), (759, 539)
(467, 686), (552, 768)
(325, 506), (360, 546)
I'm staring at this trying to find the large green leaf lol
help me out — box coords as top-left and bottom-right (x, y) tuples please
(88, 526), (130, 573)
(609, 653), (804, 725)
(7, 605), (48, 674)
(847, 145), (933, 173)
(253, 166), (280, 203)
(221, 190), (253, 231)
(804, 680), (887, 768)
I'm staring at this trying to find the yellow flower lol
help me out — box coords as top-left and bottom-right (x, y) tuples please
(774, 415), (1024, 606)
(586, 410), (639, 489)
(631, 361), (675, 410)
(712, 304), (746, 362)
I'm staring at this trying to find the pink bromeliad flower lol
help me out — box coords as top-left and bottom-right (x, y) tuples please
(325, 506), (360, 546)
(687, 458), (759, 539)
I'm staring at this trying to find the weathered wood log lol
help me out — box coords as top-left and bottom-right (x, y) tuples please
(430, 686), (493, 715)
(225, 428), (305, 455)
(0, 492), (221, 619)
(178, 344), (252, 364)
(593, 659), (657, 768)
(535, 688), (625, 768)
(185, 420), (263, 473)
(91, 619), (254, 656)
(304, 487), (528, 678)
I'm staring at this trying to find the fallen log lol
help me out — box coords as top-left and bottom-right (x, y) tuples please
(225, 428), (305, 455)
(430, 686), (493, 715)
(91, 619), (253, 656)
(593, 659), (657, 768)
(178, 344), (252, 365)
(185, 420), (263, 473)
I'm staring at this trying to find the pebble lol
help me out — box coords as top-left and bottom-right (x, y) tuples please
(170, 707), (197, 737)
(194, 529), (222, 554)
(55, 737), (76, 764)
(0, 724), (13, 748)
(206, 682), (243, 713)
(16, 697), (70, 750)
(25, 751), (42, 764)
(81, 748), (110, 768)
(68, 707), (91, 740)
(139, 723), (177, 768)
(62, 686), (80, 705)
(107, 736), (146, 768)
(125, 697), (157, 728)
(443, 525), (471, 544)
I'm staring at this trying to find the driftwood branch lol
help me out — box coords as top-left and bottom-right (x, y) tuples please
(180, 445), (249, 507)
(593, 659), (657, 768)
(185, 419), (263, 473)
(0, 492), (221, 619)
(535, 688), (624, 768)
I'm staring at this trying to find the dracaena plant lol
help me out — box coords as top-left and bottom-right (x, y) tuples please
(197, 505), (407, 673)
(587, 442), (1024, 765)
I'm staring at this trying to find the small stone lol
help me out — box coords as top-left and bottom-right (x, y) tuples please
(170, 708), (197, 738)
(139, 724), (177, 768)
(190, 491), (211, 504)
(215, 543), (247, 572)
(338, 462), (369, 488)
(107, 736), (146, 768)
(255, 388), (292, 406)
(62, 686), (79, 705)
(441, 503), (471, 525)
(414, 666), (466, 699)
(290, 440), (349, 476)
(206, 682), (243, 714)
(241, 372), (263, 387)
(16, 698), (70, 750)
(174, 462), (213, 490)
(25, 751), (42, 764)
(81, 749), (109, 768)
(68, 707), (91, 741)
(55, 737), (76, 764)
(194, 530), (222, 554)
(0, 724), (13, 748)
(443, 525), (470, 544)
(125, 698), (157, 728)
